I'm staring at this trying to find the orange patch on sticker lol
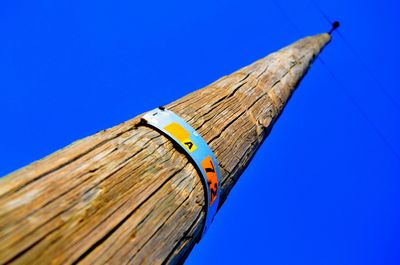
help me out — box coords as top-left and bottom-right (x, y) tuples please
(201, 156), (219, 206)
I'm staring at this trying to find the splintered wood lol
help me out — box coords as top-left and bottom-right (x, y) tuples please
(0, 33), (330, 264)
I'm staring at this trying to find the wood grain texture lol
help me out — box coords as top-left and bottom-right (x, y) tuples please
(0, 33), (330, 264)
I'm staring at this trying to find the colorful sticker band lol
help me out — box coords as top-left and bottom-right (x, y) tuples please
(141, 107), (220, 236)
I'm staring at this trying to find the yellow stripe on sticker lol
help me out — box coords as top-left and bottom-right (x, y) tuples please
(164, 123), (197, 152)
(164, 122), (190, 141)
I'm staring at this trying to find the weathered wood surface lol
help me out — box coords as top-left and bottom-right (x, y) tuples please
(0, 33), (330, 264)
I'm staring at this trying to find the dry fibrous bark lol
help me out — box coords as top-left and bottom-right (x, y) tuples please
(0, 33), (330, 264)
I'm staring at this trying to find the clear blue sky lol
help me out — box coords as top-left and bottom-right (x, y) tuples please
(1, 0), (399, 264)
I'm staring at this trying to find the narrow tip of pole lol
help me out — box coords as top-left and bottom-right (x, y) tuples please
(328, 21), (340, 35)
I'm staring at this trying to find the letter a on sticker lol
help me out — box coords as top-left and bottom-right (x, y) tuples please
(201, 156), (218, 206)
(184, 141), (193, 150)
(182, 138), (197, 152)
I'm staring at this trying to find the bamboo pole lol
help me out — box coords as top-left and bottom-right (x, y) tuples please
(0, 33), (331, 264)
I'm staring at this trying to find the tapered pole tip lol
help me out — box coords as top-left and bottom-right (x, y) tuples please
(328, 21), (340, 35)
